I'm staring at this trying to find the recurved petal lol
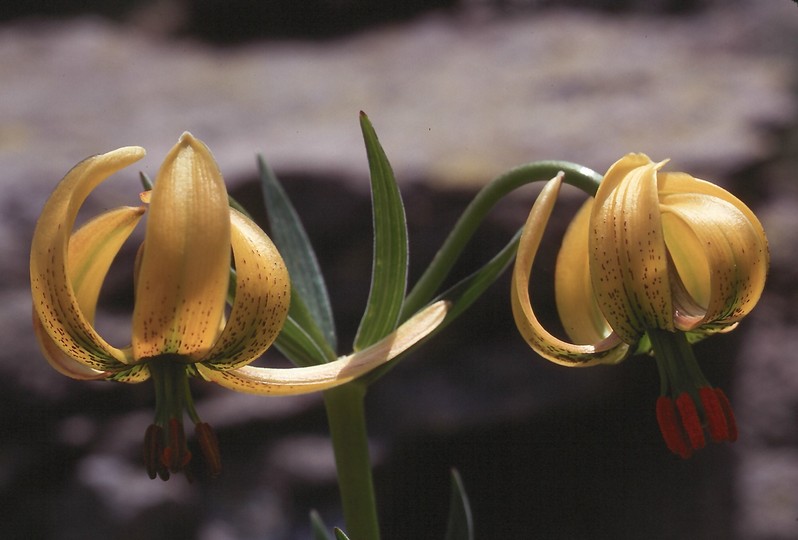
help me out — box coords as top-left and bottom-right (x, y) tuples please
(132, 133), (231, 360)
(196, 300), (448, 395)
(31, 147), (145, 371)
(590, 156), (673, 342)
(661, 192), (768, 329)
(512, 175), (629, 366)
(32, 313), (110, 380)
(555, 198), (612, 344)
(201, 208), (290, 370)
(69, 206), (146, 323)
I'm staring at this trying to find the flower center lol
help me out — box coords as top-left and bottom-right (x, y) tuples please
(143, 355), (221, 480)
(647, 329), (737, 458)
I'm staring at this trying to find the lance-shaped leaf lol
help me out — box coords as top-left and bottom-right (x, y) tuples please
(353, 112), (408, 350)
(259, 156), (337, 352)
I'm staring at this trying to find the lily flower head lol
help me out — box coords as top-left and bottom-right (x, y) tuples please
(511, 153), (768, 458)
(31, 133), (447, 479)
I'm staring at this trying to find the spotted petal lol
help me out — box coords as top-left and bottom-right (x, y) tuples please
(33, 205), (145, 379)
(661, 192), (768, 330)
(590, 154), (673, 343)
(511, 175), (628, 366)
(132, 133), (231, 361)
(31, 147), (145, 371)
(196, 300), (448, 395)
(202, 208), (291, 369)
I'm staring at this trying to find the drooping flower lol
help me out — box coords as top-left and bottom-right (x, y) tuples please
(31, 133), (447, 479)
(511, 153), (768, 458)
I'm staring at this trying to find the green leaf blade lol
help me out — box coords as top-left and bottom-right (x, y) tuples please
(353, 112), (408, 351)
(259, 156), (338, 351)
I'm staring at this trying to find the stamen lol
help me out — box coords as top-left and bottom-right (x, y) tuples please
(161, 418), (192, 473)
(143, 424), (168, 480)
(655, 396), (692, 459)
(676, 393), (705, 450)
(195, 422), (222, 478)
(698, 387), (729, 442)
(714, 388), (738, 442)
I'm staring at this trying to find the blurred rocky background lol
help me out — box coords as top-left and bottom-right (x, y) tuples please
(2, 0), (798, 538)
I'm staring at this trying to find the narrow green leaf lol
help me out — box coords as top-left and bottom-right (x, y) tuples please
(444, 469), (474, 540)
(259, 155), (337, 350)
(353, 112), (408, 351)
(333, 529), (352, 540)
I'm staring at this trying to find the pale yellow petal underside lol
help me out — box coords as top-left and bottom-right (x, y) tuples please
(202, 208), (291, 369)
(132, 133), (231, 360)
(197, 300), (449, 395)
(555, 198), (613, 344)
(511, 175), (629, 366)
(31, 147), (145, 370)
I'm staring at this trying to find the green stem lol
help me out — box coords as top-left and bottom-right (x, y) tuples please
(323, 382), (381, 540)
(401, 161), (602, 320)
(647, 328), (709, 399)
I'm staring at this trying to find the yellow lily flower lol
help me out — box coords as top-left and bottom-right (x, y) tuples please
(512, 153), (768, 458)
(31, 133), (448, 479)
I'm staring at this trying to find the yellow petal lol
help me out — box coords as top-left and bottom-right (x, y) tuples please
(32, 313), (109, 380)
(196, 300), (449, 395)
(69, 206), (146, 323)
(661, 192), (768, 328)
(590, 155), (673, 342)
(132, 133), (231, 360)
(32, 206), (145, 379)
(202, 208), (290, 369)
(31, 147), (145, 370)
(511, 175), (629, 366)
(555, 198), (612, 344)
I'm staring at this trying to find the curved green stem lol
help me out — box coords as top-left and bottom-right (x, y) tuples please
(401, 161), (602, 320)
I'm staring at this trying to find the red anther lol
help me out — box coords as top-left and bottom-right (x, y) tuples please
(714, 388), (738, 442)
(655, 396), (692, 459)
(676, 393), (706, 451)
(143, 424), (165, 480)
(161, 418), (192, 473)
(195, 422), (222, 478)
(698, 387), (730, 442)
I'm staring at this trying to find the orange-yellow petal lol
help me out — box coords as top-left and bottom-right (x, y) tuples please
(202, 208), (290, 369)
(132, 133), (230, 360)
(590, 154), (673, 342)
(31, 147), (145, 371)
(555, 198), (612, 344)
(511, 175), (629, 366)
